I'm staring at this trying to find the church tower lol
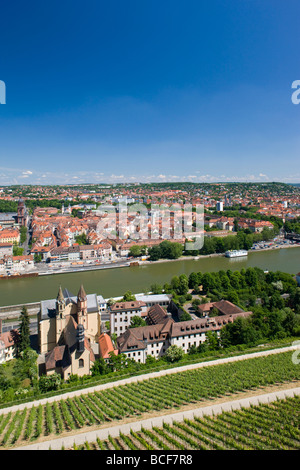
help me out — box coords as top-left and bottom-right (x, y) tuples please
(56, 286), (66, 343)
(77, 284), (88, 328)
(17, 198), (26, 226)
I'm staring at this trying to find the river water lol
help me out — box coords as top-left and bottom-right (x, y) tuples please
(0, 247), (299, 307)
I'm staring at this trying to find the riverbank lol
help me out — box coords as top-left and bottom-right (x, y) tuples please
(139, 241), (300, 266)
(1, 241), (299, 280)
(38, 261), (129, 276)
(0, 245), (299, 307)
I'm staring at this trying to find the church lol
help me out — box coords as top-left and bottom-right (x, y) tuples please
(38, 285), (101, 379)
(17, 197), (29, 227)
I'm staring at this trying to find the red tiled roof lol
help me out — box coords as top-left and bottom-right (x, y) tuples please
(98, 333), (118, 359)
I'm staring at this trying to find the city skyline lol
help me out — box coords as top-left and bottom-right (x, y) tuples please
(0, 1), (299, 185)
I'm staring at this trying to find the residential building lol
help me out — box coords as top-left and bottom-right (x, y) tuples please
(0, 243), (13, 258)
(97, 295), (107, 312)
(0, 320), (17, 362)
(0, 228), (20, 244)
(0, 212), (18, 229)
(117, 317), (174, 363)
(109, 300), (147, 336)
(169, 311), (252, 354)
(12, 255), (34, 270)
(117, 309), (252, 363)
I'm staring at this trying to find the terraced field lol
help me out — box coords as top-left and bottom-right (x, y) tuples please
(1, 351), (299, 449)
(75, 396), (300, 450)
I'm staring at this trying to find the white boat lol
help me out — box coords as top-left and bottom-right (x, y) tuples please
(225, 249), (248, 258)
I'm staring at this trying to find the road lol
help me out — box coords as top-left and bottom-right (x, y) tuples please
(1, 320), (38, 335)
(35, 258), (130, 276)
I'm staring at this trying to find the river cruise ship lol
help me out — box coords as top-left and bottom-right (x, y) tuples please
(225, 249), (248, 258)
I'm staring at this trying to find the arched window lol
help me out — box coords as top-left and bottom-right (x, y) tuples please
(79, 359), (84, 368)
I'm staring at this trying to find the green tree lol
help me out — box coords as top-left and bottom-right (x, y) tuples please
(179, 311), (192, 321)
(205, 331), (220, 350)
(13, 245), (24, 256)
(225, 290), (240, 305)
(34, 253), (42, 263)
(20, 226), (27, 244)
(107, 352), (128, 371)
(178, 274), (189, 295)
(122, 291), (136, 301)
(91, 358), (109, 376)
(188, 272), (199, 290)
(74, 233), (88, 245)
(170, 275), (180, 293)
(129, 315), (147, 328)
(16, 306), (30, 357)
(148, 245), (161, 261)
(165, 345), (184, 363)
(39, 373), (62, 392)
(210, 307), (219, 317)
(150, 283), (163, 294)
(129, 245), (142, 257)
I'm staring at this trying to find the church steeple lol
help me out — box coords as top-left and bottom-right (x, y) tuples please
(56, 285), (66, 343)
(77, 284), (87, 302)
(57, 285), (64, 302)
(77, 284), (88, 327)
(56, 286), (65, 318)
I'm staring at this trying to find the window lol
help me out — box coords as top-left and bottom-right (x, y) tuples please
(79, 359), (84, 368)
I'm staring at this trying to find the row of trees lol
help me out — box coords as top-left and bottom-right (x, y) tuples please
(143, 227), (280, 262)
(198, 227), (279, 256)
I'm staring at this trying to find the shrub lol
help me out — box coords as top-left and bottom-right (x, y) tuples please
(165, 345), (184, 363)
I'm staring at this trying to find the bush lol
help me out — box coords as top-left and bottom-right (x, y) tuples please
(165, 345), (184, 363)
(39, 373), (62, 392)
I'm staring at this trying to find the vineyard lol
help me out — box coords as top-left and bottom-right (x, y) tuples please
(75, 396), (300, 450)
(0, 351), (299, 449)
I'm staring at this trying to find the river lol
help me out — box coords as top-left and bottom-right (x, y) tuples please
(0, 247), (299, 307)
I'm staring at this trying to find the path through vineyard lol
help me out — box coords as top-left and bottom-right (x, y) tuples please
(14, 382), (300, 450)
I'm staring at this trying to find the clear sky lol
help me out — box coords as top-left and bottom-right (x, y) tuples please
(0, 0), (299, 185)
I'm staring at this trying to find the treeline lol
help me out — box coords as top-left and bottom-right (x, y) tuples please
(284, 217), (300, 234)
(151, 267), (299, 312)
(152, 267), (300, 336)
(0, 198), (95, 215)
(0, 200), (18, 212)
(198, 227), (279, 255)
(147, 227), (279, 261)
(148, 240), (183, 261)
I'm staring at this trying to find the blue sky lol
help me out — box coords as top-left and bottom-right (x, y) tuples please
(0, 0), (299, 185)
